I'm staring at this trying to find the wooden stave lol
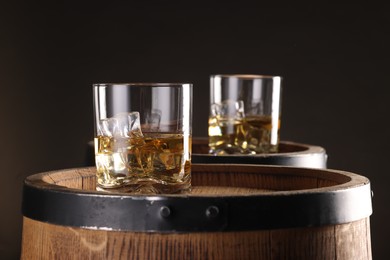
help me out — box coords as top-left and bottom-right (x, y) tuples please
(21, 216), (372, 260)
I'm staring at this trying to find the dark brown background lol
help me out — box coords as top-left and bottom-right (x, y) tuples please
(1, 2), (389, 259)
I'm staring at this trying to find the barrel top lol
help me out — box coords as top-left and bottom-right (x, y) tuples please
(22, 164), (372, 232)
(191, 138), (328, 169)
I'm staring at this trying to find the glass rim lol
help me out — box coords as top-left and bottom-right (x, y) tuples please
(211, 74), (282, 80)
(93, 83), (192, 88)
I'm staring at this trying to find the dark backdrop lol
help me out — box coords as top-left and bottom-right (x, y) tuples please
(1, 2), (389, 259)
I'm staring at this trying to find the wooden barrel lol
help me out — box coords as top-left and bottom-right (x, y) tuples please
(192, 137), (328, 169)
(21, 164), (372, 260)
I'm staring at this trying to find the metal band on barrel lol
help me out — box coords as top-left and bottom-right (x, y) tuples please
(22, 180), (372, 232)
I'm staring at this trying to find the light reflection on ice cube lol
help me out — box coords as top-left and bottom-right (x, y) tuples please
(210, 100), (245, 119)
(248, 100), (263, 114)
(145, 109), (161, 131)
(97, 112), (144, 138)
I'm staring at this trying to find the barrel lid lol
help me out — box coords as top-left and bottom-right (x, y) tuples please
(192, 139), (328, 169)
(22, 165), (372, 232)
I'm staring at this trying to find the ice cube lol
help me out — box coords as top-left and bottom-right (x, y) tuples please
(248, 100), (264, 114)
(144, 109), (161, 131)
(124, 112), (144, 138)
(211, 100), (245, 119)
(97, 117), (117, 137)
(97, 112), (144, 138)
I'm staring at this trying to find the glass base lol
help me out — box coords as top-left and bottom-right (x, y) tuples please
(209, 144), (279, 155)
(96, 181), (192, 195)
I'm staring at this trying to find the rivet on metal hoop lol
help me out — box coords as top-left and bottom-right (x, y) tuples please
(160, 206), (171, 218)
(205, 206), (219, 219)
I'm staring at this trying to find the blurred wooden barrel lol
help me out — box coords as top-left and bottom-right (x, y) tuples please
(21, 164), (372, 260)
(192, 137), (328, 168)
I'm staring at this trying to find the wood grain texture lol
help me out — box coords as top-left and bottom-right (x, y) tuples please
(21, 164), (372, 259)
(21, 217), (371, 260)
(27, 164), (359, 193)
